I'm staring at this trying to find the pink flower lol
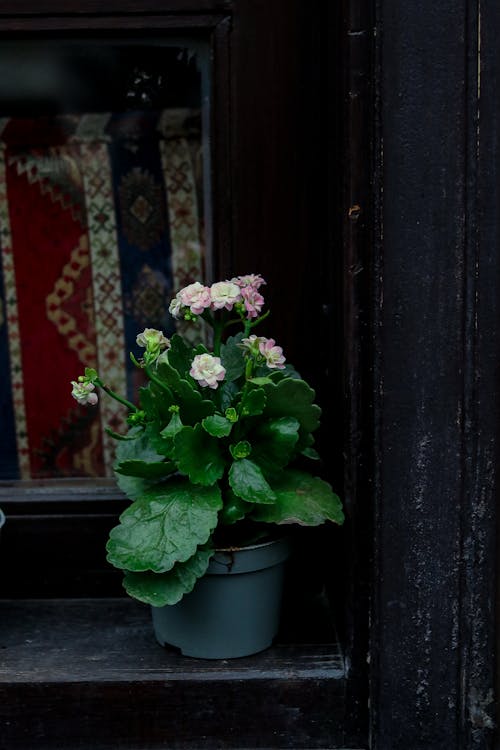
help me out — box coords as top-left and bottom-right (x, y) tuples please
(259, 338), (286, 369)
(232, 274), (266, 290)
(71, 380), (98, 406)
(178, 282), (211, 315)
(190, 353), (226, 389)
(210, 281), (242, 311)
(240, 285), (264, 319)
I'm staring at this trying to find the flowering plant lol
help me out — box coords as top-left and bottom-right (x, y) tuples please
(72, 274), (343, 606)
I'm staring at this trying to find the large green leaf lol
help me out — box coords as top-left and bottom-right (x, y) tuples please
(262, 378), (321, 433)
(228, 458), (276, 504)
(115, 428), (164, 464)
(106, 478), (222, 572)
(173, 424), (225, 485)
(251, 416), (300, 477)
(115, 474), (161, 499)
(251, 470), (344, 525)
(123, 544), (213, 606)
(114, 459), (176, 479)
(114, 430), (167, 498)
(220, 333), (245, 381)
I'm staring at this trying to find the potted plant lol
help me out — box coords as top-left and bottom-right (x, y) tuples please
(71, 274), (344, 658)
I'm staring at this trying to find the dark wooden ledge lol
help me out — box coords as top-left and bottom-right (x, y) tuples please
(0, 598), (348, 749)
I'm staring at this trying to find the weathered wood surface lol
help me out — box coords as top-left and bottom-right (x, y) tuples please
(0, 599), (344, 682)
(371, 0), (500, 747)
(0, 599), (346, 749)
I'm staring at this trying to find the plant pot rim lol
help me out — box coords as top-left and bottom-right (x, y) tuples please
(215, 535), (288, 553)
(208, 535), (291, 576)
(0, 508), (5, 529)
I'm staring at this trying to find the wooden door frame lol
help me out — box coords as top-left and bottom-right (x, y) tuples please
(370, 0), (500, 747)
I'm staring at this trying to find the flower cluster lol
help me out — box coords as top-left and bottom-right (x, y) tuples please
(71, 378), (98, 406)
(239, 335), (286, 370)
(169, 274), (266, 322)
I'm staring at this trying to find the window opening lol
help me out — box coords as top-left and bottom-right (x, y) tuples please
(0, 39), (211, 481)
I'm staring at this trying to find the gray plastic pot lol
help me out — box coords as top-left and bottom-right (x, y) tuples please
(152, 537), (291, 659)
(0, 509), (5, 537)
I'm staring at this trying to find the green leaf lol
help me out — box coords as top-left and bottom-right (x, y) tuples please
(228, 458), (276, 504)
(263, 378), (321, 433)
(270, 363), (302, 380)
(140, 423), (172, 459)
(84, 367), (98, 381)
(165, 334), (195, 379)
(115, 428), (165, 464)
(229, 440), (252, 459)
(156, 361), (215, 424)
(139, 384), (174, 423)
(161, 411), (183, 438)
(248, 376), (273, 386)
(219, 381), (239, 411)
(220, 333), (245, 381)
(254, 364), (302, 381)
(251, 416), (300, 477)
(113, 429), (165, 498)
(219, 490), (254, 525)
(173, 424), (225, 485)
(251, 470), (344, 526)
(240, 387), (266, 417)
(114, 459), (176, 479)
(123, 544), (214, 606)
(106, 477), (222, 573)
(202, 414), (233, 438)
(301, 446), (320, 460)
(115, 474), (162, 499)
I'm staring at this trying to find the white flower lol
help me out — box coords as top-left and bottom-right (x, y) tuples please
(71, 380), (98, 406)
(189, 353), (226, 389)
(168, 294), (184, 320)
(210, 281), (242, 311)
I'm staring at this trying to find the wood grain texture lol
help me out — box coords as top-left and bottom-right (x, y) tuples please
(0, 599), (346, 749)
(371, 0), (500, 747)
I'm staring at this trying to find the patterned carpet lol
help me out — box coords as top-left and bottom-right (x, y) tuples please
(0, 109), (205, 479)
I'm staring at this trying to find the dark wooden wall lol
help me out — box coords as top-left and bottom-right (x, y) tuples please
(371, 0), (500, 747)
(1, 0), (500, 747)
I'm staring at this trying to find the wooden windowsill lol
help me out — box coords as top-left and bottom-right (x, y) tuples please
(0, 598), (348, 749)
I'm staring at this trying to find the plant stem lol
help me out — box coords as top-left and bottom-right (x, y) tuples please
(250, 309), (270, 329)
(95, 378), (138, 412)
(213, 321), (223, 357)
(145, 366), (172, 394)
